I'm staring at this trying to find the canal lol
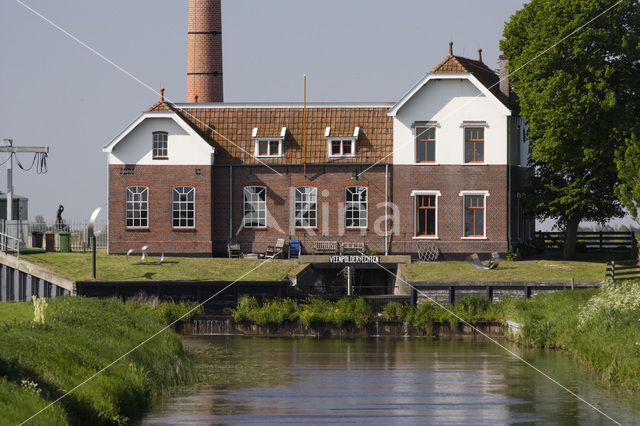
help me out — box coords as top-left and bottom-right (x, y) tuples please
(144, 336), (640, 424)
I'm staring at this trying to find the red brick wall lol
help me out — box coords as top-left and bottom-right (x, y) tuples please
(108, 165), (213, 255)
(212, 165), (392, 255)
(390, 165), (509, 255)
(187, 0), (223, 102)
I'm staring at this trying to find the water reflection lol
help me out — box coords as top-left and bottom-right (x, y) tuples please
(145, 337), (640, 425)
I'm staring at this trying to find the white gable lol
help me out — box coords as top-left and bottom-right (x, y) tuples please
(391, 76), (511, 165)
(388, 73), (511, 117)
(103, 112), (215, 166)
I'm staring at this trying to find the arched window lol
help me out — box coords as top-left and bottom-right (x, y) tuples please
(294, 186), (317, 228)
(243, 186), (267, 228)
(126, 186), (148, 228)
(345, 186), (367, 228)
(172, 186), (195, 228)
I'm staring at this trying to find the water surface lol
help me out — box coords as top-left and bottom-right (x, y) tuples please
(145, 337), (640, 425)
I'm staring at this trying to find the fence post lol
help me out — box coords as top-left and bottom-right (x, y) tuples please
(600, 231), (603, 251)
(449, 286), (455, 305)
(611, 261), (615, 281)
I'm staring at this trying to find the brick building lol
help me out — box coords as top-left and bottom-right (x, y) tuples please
(103, 1), (532, 257)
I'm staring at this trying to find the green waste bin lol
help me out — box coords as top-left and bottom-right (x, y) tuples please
(58, 231), (71, 253)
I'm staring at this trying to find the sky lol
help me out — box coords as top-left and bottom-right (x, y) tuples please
(1, 0), (630, 229)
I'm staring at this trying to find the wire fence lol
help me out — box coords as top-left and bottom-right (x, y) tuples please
(0, 219), (108, 251)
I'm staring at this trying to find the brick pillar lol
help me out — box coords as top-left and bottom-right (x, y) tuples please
(187, 0), (223, 103)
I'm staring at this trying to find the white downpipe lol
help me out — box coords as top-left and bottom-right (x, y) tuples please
(384, 164), (389, 255)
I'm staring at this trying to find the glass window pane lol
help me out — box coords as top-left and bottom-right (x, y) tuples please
(426, 209), (436, 236)
(426, 141), (435, 162)
(417, 141), (426, 162)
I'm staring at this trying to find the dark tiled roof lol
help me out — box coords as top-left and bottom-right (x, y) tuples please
(147, 102), (393, 165)
(431, 55), (511, 107)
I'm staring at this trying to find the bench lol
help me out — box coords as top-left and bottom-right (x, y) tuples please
(341, 242), (365, 255)
(313, 240), (339, 254)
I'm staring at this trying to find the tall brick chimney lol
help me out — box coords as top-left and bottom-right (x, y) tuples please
(187, 0), (223, 103)
(498, 54), (510, 99)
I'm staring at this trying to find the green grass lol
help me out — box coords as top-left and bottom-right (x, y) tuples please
(0, 297), (198, 425)
(502, 281), (640, 390)
(17, 251), (302, 282)
(404, 255), (615, 282)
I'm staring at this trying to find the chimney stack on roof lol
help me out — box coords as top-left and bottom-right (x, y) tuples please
(160, 87), (165, 102)
(477, 49), (482, 62)
(498, 54), (510, 99)
(448, 41), (453, 57)
(187, 0), (223, 103)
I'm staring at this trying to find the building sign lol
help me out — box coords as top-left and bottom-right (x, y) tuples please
(329, 255), (380, 264)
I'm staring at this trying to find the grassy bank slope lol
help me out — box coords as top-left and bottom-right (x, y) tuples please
(502, 281), (640, 390)
(19, 251), (301, 282)
(0, 297), (197, 425)
(404, 258), (608, 282)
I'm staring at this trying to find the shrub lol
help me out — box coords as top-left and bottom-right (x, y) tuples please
(506, 248), (521, 261)
(406, 300), (450, 334)
(232, 295), (260, 322)
(155, 300), (203, 324)
(382, 301), (411, 321)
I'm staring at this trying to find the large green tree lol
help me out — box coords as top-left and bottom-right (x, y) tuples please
(501, 0), (640, 258)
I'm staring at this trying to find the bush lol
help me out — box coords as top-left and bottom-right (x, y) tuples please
(506, 248), (522, 261)
(232, 295), (260, 322)
(382, 301), (411, 321)
(155, 300), (204, 324)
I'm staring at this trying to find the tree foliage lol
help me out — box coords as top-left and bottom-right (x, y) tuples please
(501, 0), (640, 257)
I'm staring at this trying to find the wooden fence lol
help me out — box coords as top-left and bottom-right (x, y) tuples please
(535, 231), (637, 254)
(606, 260), (640, 281)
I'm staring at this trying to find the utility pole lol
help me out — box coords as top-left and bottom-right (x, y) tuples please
(0, 139), (49, 222)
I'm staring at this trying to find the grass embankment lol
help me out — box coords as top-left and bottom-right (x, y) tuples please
(18, 251), (302, 282)
(501, 281), (640, 390)
(0, 297), (201, 425)
(404, 253), (618, 282)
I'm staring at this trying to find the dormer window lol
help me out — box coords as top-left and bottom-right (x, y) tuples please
(152, 132), (168, 159)
(330, 140), (354, 157)
(253, 127), (286, 158)
(326, 126), (359, 158)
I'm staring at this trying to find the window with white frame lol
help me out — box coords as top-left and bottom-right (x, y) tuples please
(294, 186), (317, 228)
(461, 192), (488, 238)
(152, 132), (168, 159)
(345, 186), (367, 228)
(329, 139), (355, 157)
(126, 186), (148, 228)
(412, 190), (440, 238)
(243, 186), (267, 228)
(255, 139), (282, 157)
(172, 186), (195, 228)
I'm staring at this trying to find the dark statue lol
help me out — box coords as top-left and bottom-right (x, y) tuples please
(55, 204), (67, 231)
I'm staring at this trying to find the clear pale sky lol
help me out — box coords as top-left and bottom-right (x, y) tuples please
(0, 0), (572, 225)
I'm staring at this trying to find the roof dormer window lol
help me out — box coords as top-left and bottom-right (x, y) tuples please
(326, 126), (360, 158)
(253, 127), (286, 158)
(152, 132), (168, 159)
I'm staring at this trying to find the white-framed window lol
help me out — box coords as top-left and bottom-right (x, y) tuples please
(126, 186), (148, 228)
(243, 186), (267, 228)
(411, 190), (441, 238)
(172, 186), (195, 228)
(459, 190), (490, 238)
(345, 186), (367, 228)
(294, 186), (317, 228)
(415, 127), (436, 163)
(152, 132), (168, 159)
(255, 139), (283, 157)
(328, 139), (356, 157)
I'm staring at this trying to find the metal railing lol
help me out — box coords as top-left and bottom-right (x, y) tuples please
(0, 232), (21, 259)
(535, 231), (637, 254)
(1, 219), (108, 252)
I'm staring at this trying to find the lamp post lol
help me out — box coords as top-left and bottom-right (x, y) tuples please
(88, 207), (102, 279)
